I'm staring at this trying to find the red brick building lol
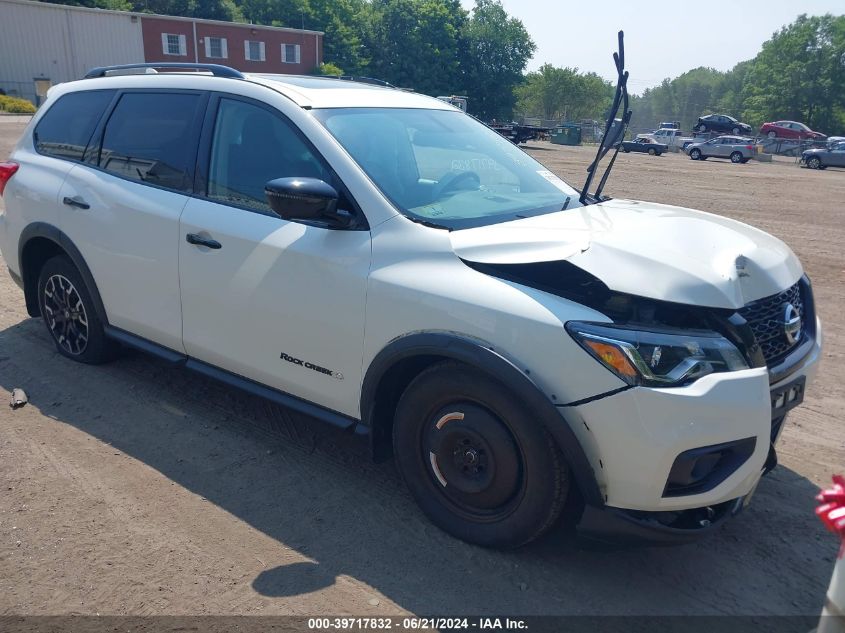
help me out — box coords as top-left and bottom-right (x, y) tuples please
(0, 0), (324, 103)
(141, 15), (323, 75)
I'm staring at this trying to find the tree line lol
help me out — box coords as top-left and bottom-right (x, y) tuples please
(630, 14), (845, 135)
(42, 0), (536, 121)
(37, 1), (845, 131)
(514, 65), (614, 123)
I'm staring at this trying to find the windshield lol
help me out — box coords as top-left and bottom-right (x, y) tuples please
(313, 107), (580, 229)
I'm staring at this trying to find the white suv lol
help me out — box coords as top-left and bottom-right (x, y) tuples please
(0, 64), (821, 548)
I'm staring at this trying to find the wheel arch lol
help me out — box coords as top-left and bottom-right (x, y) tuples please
(360, 331), (604, 507)
(18, 222), (108, 324)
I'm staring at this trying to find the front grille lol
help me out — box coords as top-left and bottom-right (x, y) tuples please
(738, 282), (804, 364)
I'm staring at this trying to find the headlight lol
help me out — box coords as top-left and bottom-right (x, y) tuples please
(566, 322), (748, 388)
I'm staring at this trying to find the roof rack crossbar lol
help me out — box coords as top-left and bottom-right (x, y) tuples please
(83, 63), (244, 79)
(338, 75), (395, 88)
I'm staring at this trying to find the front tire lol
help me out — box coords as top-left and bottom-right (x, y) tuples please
(648, 147), (656, 155)
(808, 156), (822, 169)
(37, 256), (114, 364)
(392, 361), (569, 548)
(697, 124), (707, 132)
(690, 148), (702, 160)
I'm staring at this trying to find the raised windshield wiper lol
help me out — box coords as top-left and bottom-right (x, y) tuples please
(579, 30), (632, 205)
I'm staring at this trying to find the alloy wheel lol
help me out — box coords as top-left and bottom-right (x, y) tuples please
(43, 274), (89, 355)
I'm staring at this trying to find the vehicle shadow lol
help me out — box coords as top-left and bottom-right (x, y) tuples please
(0, 318), (835, 615)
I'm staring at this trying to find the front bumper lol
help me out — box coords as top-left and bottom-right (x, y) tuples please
(570, 317), (822, 544)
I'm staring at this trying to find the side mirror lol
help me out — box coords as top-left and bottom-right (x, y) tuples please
(264, 177), (350, 228)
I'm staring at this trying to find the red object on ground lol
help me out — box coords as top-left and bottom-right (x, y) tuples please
(817, 475), (845, 558)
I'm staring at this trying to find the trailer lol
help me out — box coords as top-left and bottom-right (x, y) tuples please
(489, 122), (550, 144)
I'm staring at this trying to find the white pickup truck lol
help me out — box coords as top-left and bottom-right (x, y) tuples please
(636, 127), (696, 149)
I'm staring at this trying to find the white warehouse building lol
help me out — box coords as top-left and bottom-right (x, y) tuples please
(0, 0), (323, 103)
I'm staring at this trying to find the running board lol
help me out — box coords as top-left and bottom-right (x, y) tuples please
(104, 325), (361, 433)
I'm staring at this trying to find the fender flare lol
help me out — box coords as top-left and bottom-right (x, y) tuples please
(17, 222), (109, 325)
(360, 332), (604, 507)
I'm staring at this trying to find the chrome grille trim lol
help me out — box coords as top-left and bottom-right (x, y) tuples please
(738, 282), (804, 364)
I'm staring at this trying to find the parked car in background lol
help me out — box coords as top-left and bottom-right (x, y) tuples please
(826, 136), (845, 147)
(635, 127), (694, 149)
(685, 136), (757, 163)
(621, 137), (667, 155)
(801, 141), (845, 169)
(760, 120), (826, 141)
(659, 121), (681, 130)
(695, 114), (752, 135)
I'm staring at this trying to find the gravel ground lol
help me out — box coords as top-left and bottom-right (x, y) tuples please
(1, 120), (843, 617)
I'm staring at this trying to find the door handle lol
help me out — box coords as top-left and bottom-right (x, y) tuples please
(186, 233), (222, 250)
(63, 196), (90, 210)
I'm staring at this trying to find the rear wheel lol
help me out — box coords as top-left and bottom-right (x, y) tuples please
(690, 148), (702, 160)
(807, 156), (822, 169)
(37, 256), (114, 364)
(730, 151), (743, 163)
(392, 361), (569, 548)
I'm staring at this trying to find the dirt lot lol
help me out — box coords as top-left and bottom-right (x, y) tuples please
(1, 117), (844, 617)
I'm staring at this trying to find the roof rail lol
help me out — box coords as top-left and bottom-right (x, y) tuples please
(83, 63), (244, 79)
(338, 75), (395, 88)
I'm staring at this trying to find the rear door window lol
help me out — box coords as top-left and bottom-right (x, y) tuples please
(97, 92), (205, 192)
(34, 90), (115, 161)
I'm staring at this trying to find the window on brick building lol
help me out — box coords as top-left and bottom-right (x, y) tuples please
(245, 40), (266, 62)
(205, 37), (228, 59)
(281, 43), (300, 64)
(161, 33), (186, 56)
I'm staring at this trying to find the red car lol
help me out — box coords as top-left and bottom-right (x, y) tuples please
(760, 120), (826, 140)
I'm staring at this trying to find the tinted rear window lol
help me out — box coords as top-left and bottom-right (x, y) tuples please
(34, 90), (115, 161)
(98, 92), (203, 192)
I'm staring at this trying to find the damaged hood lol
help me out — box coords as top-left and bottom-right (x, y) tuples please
(450, 198), (803, 309)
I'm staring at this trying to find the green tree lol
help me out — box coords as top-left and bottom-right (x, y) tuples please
(308, 0), (370, 75)
(742, 14), (845, 132)
(362, 0), (467, 94)
(238, 0), (308, 26)
(36, 0), (132, 9)
(515, 64), (612, 122)
(461, 0), (534, 120)
(126, 0), (242, 20)
(312, 61), (343, 76)
(629, 14), (845, 135)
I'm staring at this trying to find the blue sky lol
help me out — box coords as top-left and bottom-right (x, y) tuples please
(459, 0), (845, 93)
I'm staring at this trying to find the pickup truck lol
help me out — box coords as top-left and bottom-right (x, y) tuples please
(636, 127), (695, 149)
